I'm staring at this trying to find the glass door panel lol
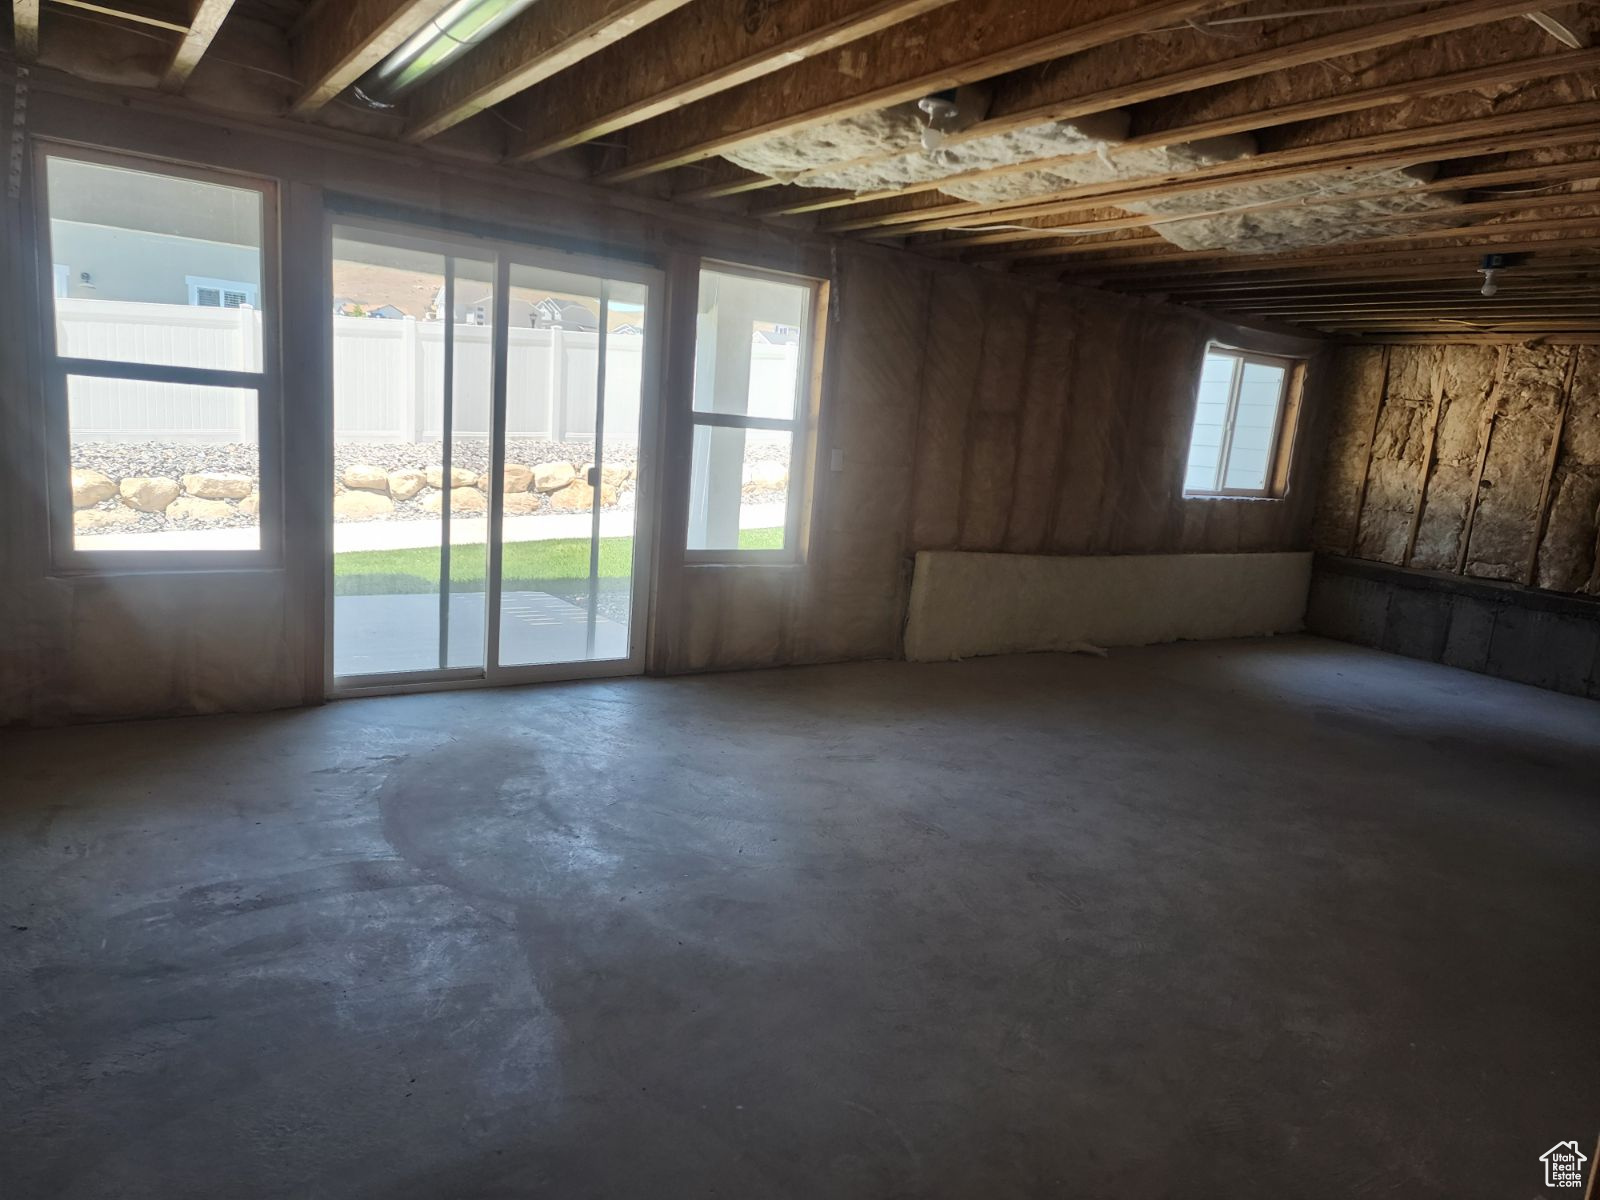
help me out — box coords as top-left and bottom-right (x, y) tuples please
(329, 225), (657, 691)
(329, 227), (493, 682)
(494, 261), (650, 670)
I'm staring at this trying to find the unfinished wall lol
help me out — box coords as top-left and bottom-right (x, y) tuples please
(1313, 342), (1599, 592)
(664, 273), (1330, 673)
(0, 89), (1328, 724)
(1309, 339), (1600, 696)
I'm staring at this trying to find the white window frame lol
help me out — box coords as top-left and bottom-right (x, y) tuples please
(684, 261), (826, 565)
(35, 143), (282, 572)
(186, 275), (260, 309)
(1183, 345), (1297, 499)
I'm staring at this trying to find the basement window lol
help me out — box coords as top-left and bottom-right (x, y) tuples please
(686, 264), (825, 561)
(37, 147), (279, 567)
(1183, 347), (1299, 498)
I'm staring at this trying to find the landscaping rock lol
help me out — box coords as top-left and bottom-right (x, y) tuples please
(498, 463), (534, 493)
(742, 461), (789, 489)
(502, 492), (542, 515)
(169, 496), (236, 522)
(343, 464), (390, 493)
(426, 465), (478, 489)
(182, 472), (253, 500)
(581, 463), (633, 489)
(119, 476), (181, 512)
(333, 491), (394, 521)
(532, 462), (578, 493)
(73, 506), (139, 531)
(420, 487), (488, 514)
(71, 468), (117, 508)
(388, 470), (428, 501)
(550, 481), (618, 512)
(238, 493), (260, 518)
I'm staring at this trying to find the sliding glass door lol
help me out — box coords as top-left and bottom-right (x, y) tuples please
(328, 220), (658, 692)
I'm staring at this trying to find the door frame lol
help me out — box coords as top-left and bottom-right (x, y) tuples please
(322, 213), (665, 699)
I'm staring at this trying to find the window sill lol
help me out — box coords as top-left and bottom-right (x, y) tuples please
(682, 558), (805, 571)
(1182, 493), (1286, 503)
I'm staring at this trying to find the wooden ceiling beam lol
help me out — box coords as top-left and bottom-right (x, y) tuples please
(1120, 268), (1600, 298)
(765, 0), (1565, 207)
(47, 0), (191, 34)
(995, 193), (1600, 264)
(1194, 283), (1600, 304)
(924, 158), (1600, 254)
(401, 0), (696, 143)
(1220, 294), (1600, 313)
(1215, 294), (1600, 313)
(1240, 305), (1600, 324)
(673, 163), (782, 201)
(1061, 214), (1600, 278)
(1073, 243), (1600, 291)
(507, 0), (959, 163)
(592, 0), (1233, 183)
(1345, 334), (1600, 344)
(1306, 320), (1600, 331)
(288, 0), (460, 118)
(13, 0), (39, 59)
(823, 103), (1600, 235)
(158, 0), (236, 93)
(767, 44), (1600, 218)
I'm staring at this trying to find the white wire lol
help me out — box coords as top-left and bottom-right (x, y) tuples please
(1155, 2), (1444, 34)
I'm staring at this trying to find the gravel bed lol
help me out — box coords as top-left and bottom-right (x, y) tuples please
(72, 441), (259, 481)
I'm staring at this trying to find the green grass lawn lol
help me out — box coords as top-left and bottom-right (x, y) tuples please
(335, 527), (784, 595)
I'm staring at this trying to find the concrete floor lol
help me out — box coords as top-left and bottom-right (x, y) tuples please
(2, 636), (1596, 1199)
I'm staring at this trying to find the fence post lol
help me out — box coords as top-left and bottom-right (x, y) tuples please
(238, 303), (258, 443)
(401, 316), (422, 441)
(548, 326), (565, 441)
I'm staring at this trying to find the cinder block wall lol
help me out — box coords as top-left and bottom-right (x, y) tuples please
(1308, 557), (1600, 699)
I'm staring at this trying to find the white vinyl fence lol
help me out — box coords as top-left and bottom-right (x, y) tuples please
(61, 300), (801, 446)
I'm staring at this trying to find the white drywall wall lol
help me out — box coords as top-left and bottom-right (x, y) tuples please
(903, 551), (1313, 662)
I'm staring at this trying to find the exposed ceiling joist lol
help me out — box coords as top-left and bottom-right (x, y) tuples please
(401, 0), (696, 143)
(12, 0), (39, 59)
(1072, 241), (1600, 289)
(508, 0), (959, 162)
(823, 103), (1600, 235)
(995, 193), (1600, 264)
(49, 0), (190, 33)
(1125, 265), (1600, 295)
(592, 0), (1233, 182)
(759, 43), (1600, 219)
(769, 0), (1558, 202)
(158, 0), (237, 92)
(927, 158), (1600, 254)
(289, 0), (459, 118)
(1049, 213), (1600, 279)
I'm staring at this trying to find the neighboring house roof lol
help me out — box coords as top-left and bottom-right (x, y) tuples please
(754, 323), (800, 345)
